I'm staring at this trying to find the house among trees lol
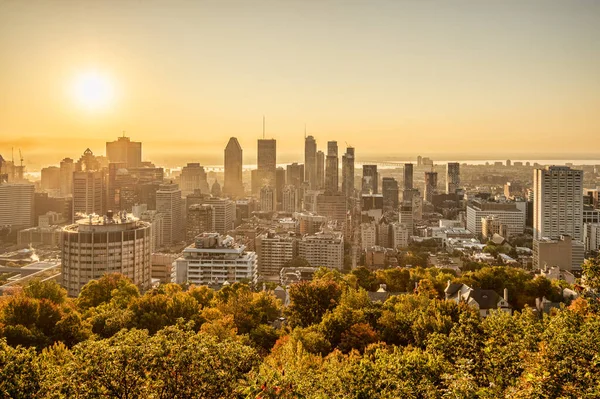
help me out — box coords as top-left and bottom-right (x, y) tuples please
(444, 281), (512, 317)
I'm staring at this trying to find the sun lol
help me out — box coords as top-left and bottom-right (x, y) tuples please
(72, 71), (114, 110)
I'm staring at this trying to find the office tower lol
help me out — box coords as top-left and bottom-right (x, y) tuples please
(251, 169), (260, 195)
(403, 163), (413, 190)
(34, 193), (70, 224)
(286, 163), (304, 188)
(533, 235), (584, 271)
(275, 167), (286, 205)
(466, 200), (525, 238)
(342, 147), (355, 199)
(257, 138), (277, 190)
(0, 183), (35, 229)
(382, 177), (399, 209)
(61, 212), (152, 296)
(156, 182), (183, 245)
(201, 197), (236, 234)
(260, 185), (275, 212)
(186, 204), (214, 241)
(316, 192), (346, 222)
(298, 232), (344, 270)
(282, 185), (299, 213)
(362, 194), (384, 212)
(107, 162), (127, 212)
(223, 137), (244, 197)
(399, 203), (414, 232)
(446, 162), (460, 194)
(256, 232), (297, 283)
(325, 141), (339, 192)
(362, 165), (378, 194)
(41, 166), (60, 192)
(59, 158), (75, 197)
(316, 150), (325, 189)
(72, 170), (104, 219)
(424, 172), (438, 202)
(174, 233), (257, 285)
(106, 135), (142, 168)
(305, 135), (317, 189)
(75, 148), (101, 172)
(180, 163), (209, 196)
(533, 166), (583, 241)
(211, 180), (222, 197)
(417, 156), (423, 167)
(412, 194), (423, 221)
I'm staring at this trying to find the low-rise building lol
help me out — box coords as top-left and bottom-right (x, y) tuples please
(445, 282), (512, 317)
(533, 235), (585, 271)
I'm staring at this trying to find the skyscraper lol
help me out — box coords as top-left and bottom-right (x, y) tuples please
(304, 135), (317, 189)
(382, 177), (399, 209)
(325, 141), (339, 192)
(59, 158), (75, 197)
(180, 163), (210, 196)
(257, 138), (277, 190)
(446, 162), (460, 194)
(286, 163), (304, 188)
(362, 165), (378, 194)
(282, 185), (299, 213)
(404, 163), (413, 190)
(223, 137), (244, 197)
(260, 185), (275, 212)
(342, 146), (355, 199)
(73, 170), (104, 219)
(424, 172), (438, 202)
(316, 150), (325, 189)
(533, 166), (583, 240)
(156, 182), (183, 245)
(106, 135), (142, 168)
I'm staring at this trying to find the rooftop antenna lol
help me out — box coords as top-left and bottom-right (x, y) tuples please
(262, 116), (265, 139)
(304, 124), (307, 139)
(122, 130), (125, 138)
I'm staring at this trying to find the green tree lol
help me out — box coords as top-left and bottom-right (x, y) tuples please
(285, 279), (342, 328)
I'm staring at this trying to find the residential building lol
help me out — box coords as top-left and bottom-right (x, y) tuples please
(584, 223), (600, 253)
(296, 212), (327, 235)
(446, 162), (460, 194)
(186, 204), (214, 241)
(391, 222), (410, 248)
(0, 183), (35, 229)
(298, 231), (344, 270)
(445, 282), (512, 317)
(533, 166), (583, 240)
(282, 185), (299, 213)
(61, 212), (152, 297)
(201, 197), (236, 235)
(256, 232), (297, 283)
(260, 185), (275, 212)
(174, 233), (257, 285)
(151, 253), (177, 284)
(316, 192), (346, 222)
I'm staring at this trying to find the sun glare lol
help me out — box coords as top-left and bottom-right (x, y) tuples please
(72, 71), (114, 110)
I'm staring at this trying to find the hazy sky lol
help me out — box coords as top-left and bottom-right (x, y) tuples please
(1, 0), (599, 167)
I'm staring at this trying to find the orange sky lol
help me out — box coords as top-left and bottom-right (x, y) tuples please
(1, 1), (599, 168)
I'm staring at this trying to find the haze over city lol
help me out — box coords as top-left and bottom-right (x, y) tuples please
(1, 0), (600, 167)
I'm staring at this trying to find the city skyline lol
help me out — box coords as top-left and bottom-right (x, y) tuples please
(2, 1), (600, 167)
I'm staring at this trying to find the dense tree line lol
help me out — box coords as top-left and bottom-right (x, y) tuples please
(1, 257), (600, 398)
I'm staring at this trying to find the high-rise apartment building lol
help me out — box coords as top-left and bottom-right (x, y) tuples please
(305, 136), (317, 190)
(256, 232), (297, 283)
(316, 150), (325, 189)
(424, 172), (438, 202)
(223, 137), (244, 197)
(0, 183), (35, 229)
(446, 162), (460, 194)
(362, 165), (378, 194)
(298, 232), (344, 270)
(106, 135), (142, 168)
(186, 204), (214, 241)
(533, 166), (583, 241)
(325, 141), (339, 192)
(180, 163), (210, 196)
(156, 182), (183, 245)
(260, 185), (275, 212)
(404, 163), (413, 190)
(282, 185), (299, 213)
(61, 212), (152, 296)
(533, 235), (584, 271)
(382, 177), (399, 209)
(342, 146), (355, 199)
(257, 138), (277, 190)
